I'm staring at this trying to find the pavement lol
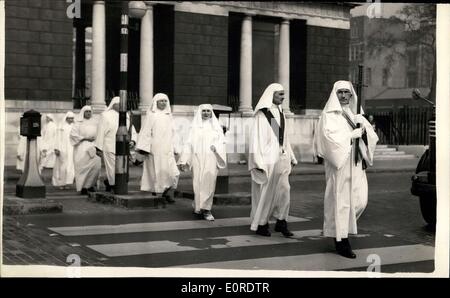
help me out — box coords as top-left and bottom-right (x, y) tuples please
(3, 157), (420, 182)
(2, 157), (436, 275)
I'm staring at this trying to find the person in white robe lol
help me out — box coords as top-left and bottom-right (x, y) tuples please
(16, 126), (27, 172)
(248, 83), (298, 237)
(94, 96), (137, 191)
(70, 105), (101, 194)
(314, 80), (379, 258)
(52, 111), (75, 188)
(136, 93), (180, 203)
(39, 113), (57, 172)
(178, 104), (227, 221)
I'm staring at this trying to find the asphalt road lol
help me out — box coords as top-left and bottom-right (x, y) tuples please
(2, 171), (436, 274)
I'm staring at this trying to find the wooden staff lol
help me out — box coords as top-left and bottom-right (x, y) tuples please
(355, 64), (364, 165)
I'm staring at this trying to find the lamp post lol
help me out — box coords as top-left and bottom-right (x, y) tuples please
(114, 1), (146, 195)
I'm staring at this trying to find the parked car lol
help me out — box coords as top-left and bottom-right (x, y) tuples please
(410, 88), (436, 227)
(411, 149), (436, 226)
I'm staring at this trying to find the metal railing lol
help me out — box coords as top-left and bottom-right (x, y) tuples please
(368, 106), (433, 145)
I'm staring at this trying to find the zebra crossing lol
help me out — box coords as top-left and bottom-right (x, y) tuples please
(45, 212), (435, 272)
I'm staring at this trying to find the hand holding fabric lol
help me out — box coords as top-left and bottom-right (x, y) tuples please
(351, 128), (364, 139)
(355, 114), (366, 125)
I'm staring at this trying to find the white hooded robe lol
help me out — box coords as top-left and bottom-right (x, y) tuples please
(94, 97), (137, 186)
(178, 104), (227, 212)
(248, 83), (298, 231)
(70, 106), (102, 191)
(16, 127), (27, 172)
(136, 93), (180, 193)
(314, 80), (379, 241)
(39, 114), (57, 170)
(52, 111), (75, 186)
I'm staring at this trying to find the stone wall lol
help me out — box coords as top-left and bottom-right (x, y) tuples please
(304, 25), (350, 110)
(5, 0), (73, 102)
(173, 11), (228, 106)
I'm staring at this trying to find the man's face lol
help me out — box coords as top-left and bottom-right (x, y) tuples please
(337, 88), (352, 105)
(272, 91), (285, 106)
(84, 110), (92, 119)
(201, 109), (212, 120)
(66, 117), (74, 124)
(112, 103), (120, 112)
(156, 99), (168, 111)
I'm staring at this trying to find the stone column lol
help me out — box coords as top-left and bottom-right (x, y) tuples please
(279, 18), (292, 115)
(139, 3), (154, 112)
(91, 1), (106, 112)
(238, 14), (254, 114)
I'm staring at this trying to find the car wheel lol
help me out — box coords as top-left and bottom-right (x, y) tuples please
(419, 195), (436, 226)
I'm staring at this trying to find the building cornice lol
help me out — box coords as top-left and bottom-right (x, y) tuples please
(146, 1), (353, 29)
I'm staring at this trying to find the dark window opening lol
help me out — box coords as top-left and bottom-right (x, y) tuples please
(153, 4), (174, 104)
(290, 19), (307, 113)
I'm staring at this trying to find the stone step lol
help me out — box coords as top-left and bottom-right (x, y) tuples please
(374, 148), (397, 152)
(374, 155), (417, 160)
(376, 145), (389, 149)
(374, 151), (406, 155)
(87, 191), (167, 209)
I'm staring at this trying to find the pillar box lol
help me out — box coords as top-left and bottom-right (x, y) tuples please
(16, 110), (46, 198)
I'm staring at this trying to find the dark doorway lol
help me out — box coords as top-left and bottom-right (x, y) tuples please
(153, 4), (174, 103)
(290, 19), (307, 113)
(104, 1), (140, 110)
(252, 17), (280, 108)
(227, 12), (243, 112)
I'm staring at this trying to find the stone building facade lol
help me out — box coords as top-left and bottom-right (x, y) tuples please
(3, 1), (355, 165)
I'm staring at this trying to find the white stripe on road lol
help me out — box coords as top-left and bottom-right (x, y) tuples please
(176, 244), (435, 271)
(48, 216), (309, 236)
(86, 229), (322, 257)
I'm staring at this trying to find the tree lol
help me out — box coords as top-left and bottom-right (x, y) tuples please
(367, 4), (436, 101)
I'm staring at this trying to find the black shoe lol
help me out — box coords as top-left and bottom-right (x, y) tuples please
(341, 238), (356, 258)
(104, 180), (112, 192)
(87, 187), (96, 192)
(334, 238), (356, 259)
(166, 196), (175, 204)
(274, 219), (294, 237)
(256, 223), (271, 237)
(80, 188), (88, 195)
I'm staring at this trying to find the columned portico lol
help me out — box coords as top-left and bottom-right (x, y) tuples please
(91, 0), (106, 112)
(238, 14), (254, 115)
(279, 18), (292, 115)
(139, 2), (154, 112)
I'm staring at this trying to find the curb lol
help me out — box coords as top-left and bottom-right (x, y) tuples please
(3, 167), (417, 183)
(3, 196), (63, 215)
(87, 191), (167, 209)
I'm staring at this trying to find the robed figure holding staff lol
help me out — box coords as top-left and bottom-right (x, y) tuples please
(314, 80), (378, 258)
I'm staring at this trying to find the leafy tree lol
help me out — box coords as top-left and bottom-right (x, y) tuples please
(367, 4), (436, 101)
